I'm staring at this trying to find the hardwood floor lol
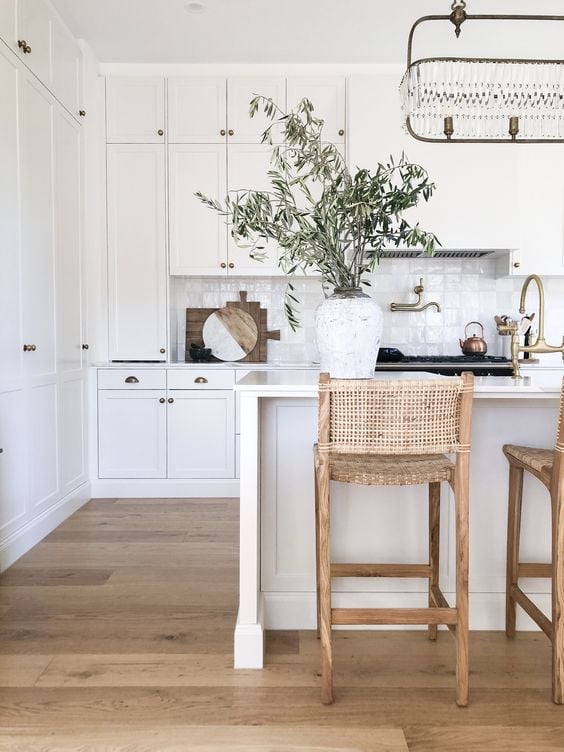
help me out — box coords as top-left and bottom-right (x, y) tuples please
(1, 498), (563, 751)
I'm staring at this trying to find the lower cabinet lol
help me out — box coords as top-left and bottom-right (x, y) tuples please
(97, 369), (236, 480)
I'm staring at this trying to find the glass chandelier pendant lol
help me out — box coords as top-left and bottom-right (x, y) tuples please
(400, 1), (564, 143)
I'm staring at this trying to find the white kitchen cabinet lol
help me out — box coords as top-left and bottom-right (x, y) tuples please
(227, 77), (285, 144)
(29, 381), (60, 514)
(98, 390), (167, 478)
(107, 144), (168, 361)
(106, 77), (165, 143)
(168, 77), (226, 143)
(168, 143), (228, 275)
(227, 143), (281, 275)
(0, 46), (21, 391)
(167, 390), (235, 478)
(16, 0), (52, 85)
(287, 76), (346, 144)
(0, 389), (28, 541)
(0, 0), (16, 49)
(348, 74), (519, 252)
(19, 70), (56, 380)
(51, 12), (81, 117)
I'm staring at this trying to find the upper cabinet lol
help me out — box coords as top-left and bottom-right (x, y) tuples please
(227, 77), (286, 144)
(287, 77), (346, 144)
(50, 13), (81, 117)
(168, 77), (226, 143)
(0, 0), (16, 48)
(106, 77), (165, 143)
(16, 0), (51, 84)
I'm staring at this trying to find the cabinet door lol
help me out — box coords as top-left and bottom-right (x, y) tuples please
(0, 47), (22, 391)
(168, 77), (226, 143)
(54, 108), (83, 374)
(98, 390), (167, 478)
(19, 71), (56, 379)
(169, 143), (227, 275)
(106, 77), (165, 143)
(0, 388), (28, 542)
(167, 390), (235, 479)
(287, 77), (346, 144)
(16, 0), (51, 84)
(29, 381), (60, 515)
(51, 13), (81, 117)
(0, 0), (16, 48)
(107, 144), (168, 361)
(227, 144), (281, 275)
(228, 77), (285, 144)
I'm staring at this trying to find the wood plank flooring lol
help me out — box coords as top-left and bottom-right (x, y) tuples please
(1, 497), (563, 750)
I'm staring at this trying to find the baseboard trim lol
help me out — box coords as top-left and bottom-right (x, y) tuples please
(263, 591), (552, 631)
(90, 478), (240, 498)
(0, 482), (91, 572)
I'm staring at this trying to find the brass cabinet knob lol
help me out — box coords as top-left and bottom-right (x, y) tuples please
(167, 397), (174, 403)
(18, 40), (31, 54)
(23, 344), (33, 352)
(194, 376), (208, 384)
(159, 397), (166, 403)
(228, 129), (234, 136)
(338, 129), (345, 136)
(228, 262), (234, 269)
(513, 262), (521, 268)
(79, 110), (86, 117)
(220, 262), (227, 269)
(157, 129), (164, 136)
(160, 348), (166, 354)
(220, 129), (226, 136)
(82, 344), (89, 350)
(124, 376), (139, 384)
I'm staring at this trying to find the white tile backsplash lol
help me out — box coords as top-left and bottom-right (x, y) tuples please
(171, 259), (564, 364)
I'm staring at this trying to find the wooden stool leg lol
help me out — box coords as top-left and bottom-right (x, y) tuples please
(552, 473), (564, 704)
(317, 456), (333, 705)
(428, 482), (441, 641)
(506, 463), (524, 639)
(314, 460), (321, 640)
(455, 455), (470, 708)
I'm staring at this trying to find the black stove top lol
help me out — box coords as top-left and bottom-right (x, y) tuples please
(375, 349), (513, 376)
(397, 355), (509, 364)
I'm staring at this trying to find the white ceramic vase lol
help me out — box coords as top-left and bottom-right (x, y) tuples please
(315, 287), (383, 378)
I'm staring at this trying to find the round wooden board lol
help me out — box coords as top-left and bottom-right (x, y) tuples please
(203, 307), (259, 361)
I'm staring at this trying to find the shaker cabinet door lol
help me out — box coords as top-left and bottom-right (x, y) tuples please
(16, 0), (52, 85)
(0, 0), (16, 48)
(168, 77), (226, 143)
(227, 77), (286, 143)
(287, 77), (346, 144)
(106, 77), (165, 143)
(51, 13), (81, 117)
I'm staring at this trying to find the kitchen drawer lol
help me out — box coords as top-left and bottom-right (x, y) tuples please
(98, 369), (167, 390)
(167, 369), (235, 390)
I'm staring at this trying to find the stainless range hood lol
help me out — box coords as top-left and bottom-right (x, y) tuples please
(379, 249), (512, 260)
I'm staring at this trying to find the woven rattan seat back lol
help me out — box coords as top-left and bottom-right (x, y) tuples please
(318, 373), (473, 456)
(556, 377), (564, 454)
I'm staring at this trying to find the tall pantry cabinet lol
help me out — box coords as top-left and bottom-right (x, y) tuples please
(0, 1), (87, 569)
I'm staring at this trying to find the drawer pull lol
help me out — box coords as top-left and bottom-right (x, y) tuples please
(125, 376), (139, 384)
(194, 376), (208, 384)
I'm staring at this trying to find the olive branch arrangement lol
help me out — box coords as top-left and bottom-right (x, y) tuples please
(196, 96), (438, 329)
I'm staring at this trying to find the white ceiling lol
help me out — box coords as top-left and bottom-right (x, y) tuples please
(50, 0), (564, 64)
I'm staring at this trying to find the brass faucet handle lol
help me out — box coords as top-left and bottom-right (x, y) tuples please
(413, 278), (424, 295)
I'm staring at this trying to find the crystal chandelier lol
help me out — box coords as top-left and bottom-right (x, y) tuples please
(400, 1), (564, 143)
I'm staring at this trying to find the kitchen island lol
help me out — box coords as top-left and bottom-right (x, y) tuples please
(234, 371), (562, 668)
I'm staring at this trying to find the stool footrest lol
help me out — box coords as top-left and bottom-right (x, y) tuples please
(511, 585), (553, 639)
(331, 607), (458, 626)
(331, 563), (432, 578)
(518, 563), (552, 578)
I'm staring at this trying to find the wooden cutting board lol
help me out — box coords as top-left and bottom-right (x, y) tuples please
(185, 291), (280, 363)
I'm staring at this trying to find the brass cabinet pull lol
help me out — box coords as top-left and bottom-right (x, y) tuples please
(157, 129), (164, 136)
(228, 262), (234, 269)
(168, 397), (174, 403)
(514, 262), (521, 268)
(338, 129), (345, 136)
(23, 344), (35, 352)
(160, 348), (166, 354)
(79, 110), (86, 117)
(159, 397), (165, 403)
(220, 262), (227, 269)
(18, 40), (31, 54)
(124, 376), (139, 383)
(82, 344), (89, 350)
(220, 129), (226, 136)
(194, 376), (208, 384)
(228, 129), (234, 136)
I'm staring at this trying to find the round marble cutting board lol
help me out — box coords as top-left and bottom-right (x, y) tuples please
(203, 307), (259, 361)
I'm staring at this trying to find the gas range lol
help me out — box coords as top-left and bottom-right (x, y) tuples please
(376, 350), (513, 376)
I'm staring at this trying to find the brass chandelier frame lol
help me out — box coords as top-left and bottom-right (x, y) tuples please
(403, 1), (564, 143)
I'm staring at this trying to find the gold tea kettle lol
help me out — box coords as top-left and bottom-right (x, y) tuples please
(459, 321), (488, 355)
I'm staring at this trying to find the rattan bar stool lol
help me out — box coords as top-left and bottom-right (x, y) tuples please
(504, 377), (564, 704)
(314, 372), (474, 707)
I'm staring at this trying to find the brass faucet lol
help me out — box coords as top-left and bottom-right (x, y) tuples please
(511, 274), (564, 378)
(390, 278), (441, 313)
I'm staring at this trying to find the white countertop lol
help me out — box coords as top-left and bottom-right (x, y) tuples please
(94, 361), (319, 370)
(234, 370), (563, 398)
